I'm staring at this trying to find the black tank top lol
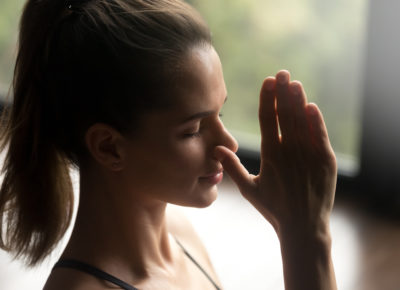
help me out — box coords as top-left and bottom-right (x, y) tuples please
(53, 238), (221, 290)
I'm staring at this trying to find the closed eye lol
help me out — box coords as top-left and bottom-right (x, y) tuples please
(184, 131), (201, 138)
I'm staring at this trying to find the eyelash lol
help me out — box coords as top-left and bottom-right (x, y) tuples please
(184, 132), (201, 138)
(184, 113), (223, 138)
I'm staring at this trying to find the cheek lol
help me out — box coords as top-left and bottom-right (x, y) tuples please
(162, 139), (207, 176)
(127, 138), (207, 182)
(121, 138), (217, 206)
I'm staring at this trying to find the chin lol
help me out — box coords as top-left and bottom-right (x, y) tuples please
(169, 185), (218, 208)
(191, 187), (218, 208)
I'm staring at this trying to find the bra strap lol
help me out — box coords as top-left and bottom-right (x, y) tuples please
(53, 259), (138, 290)
(174, 237), (222, 290)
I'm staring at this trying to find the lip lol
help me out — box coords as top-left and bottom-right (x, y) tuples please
(199, 170), (224, 185)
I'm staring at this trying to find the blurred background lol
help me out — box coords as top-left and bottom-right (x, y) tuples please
(0, 0), (399, 289)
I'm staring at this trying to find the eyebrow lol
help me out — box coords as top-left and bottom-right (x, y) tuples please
(180, 96), (228, 123)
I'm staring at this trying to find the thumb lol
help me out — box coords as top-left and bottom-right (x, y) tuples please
(214, 146), (255, 194)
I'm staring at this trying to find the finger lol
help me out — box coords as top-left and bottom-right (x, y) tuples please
(289, 81), (310, 145)
(306, 103), (332, 151)
(214, 146), (256, 194)
(259, 77), (279, 154)
(275, 70), (295, 145)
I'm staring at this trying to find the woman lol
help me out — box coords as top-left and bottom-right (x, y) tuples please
(0, 0), (337, 289)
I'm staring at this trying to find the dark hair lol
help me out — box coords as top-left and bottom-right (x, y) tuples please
(0, 0), (211, 266)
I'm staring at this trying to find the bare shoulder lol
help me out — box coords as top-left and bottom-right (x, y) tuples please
(166, 206), (221, 285)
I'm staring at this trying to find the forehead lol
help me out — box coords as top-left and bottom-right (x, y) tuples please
(169, 45), (227, 116)
(134, 46), (226, 135)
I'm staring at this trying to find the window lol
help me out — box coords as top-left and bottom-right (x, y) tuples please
(189, 0), (368, 176)
(0, 1), (368, 176)
(1, 0), (399, 205)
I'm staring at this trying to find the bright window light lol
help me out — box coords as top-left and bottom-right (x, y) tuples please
(189, 0), (368, 175)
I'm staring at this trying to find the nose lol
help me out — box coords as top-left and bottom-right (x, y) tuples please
(215, 123), (238, 153)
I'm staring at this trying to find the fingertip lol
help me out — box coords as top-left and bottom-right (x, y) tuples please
(307, 102), (320, 115)
(214, 147), (253, 194)
(277, 69), (290, 75)
(289, 80), (303, 95)
(262, 77), (276, 91)
(276, 70), (291, 85)
(214, 145), (228, 162)
(214, 146), (245, 171)
(214, 145), (239, 162)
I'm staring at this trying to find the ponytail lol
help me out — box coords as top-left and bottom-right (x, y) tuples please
(0, 0), (74, 266)
(0, 0), (211, 266)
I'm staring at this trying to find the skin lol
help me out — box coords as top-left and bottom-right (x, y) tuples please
(215, 71), (338, 289)
(44, 45), (338, 290)
(44, 46), (236, 290)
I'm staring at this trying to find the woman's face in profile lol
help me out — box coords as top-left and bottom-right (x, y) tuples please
(120, 46), (238, 207)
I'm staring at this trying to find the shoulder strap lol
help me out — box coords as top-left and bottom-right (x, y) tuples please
(174, 237), (222, 290)
(54, 239), (222, 290)
(53, 259), (138, 290)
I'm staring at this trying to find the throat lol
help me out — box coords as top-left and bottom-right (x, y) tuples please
(62, 194), (177, 279)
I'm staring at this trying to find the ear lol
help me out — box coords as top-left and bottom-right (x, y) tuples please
(84, 123), (126, 171)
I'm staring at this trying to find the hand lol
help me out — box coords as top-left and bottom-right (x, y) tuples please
(215, 70), (337, 238)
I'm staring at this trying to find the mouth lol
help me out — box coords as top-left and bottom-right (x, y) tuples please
(199, 169), (224, 185)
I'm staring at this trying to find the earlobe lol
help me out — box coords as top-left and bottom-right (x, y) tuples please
(85, 123), (126, 171)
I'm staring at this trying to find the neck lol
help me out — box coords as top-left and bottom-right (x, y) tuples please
(62, 168), (176, 280)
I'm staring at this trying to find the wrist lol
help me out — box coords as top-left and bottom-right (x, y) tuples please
(277, 224), (336, 290)
(280, 230), (332, 256)
(277, 221), (333, 258)
(276, 217), (332, 246)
